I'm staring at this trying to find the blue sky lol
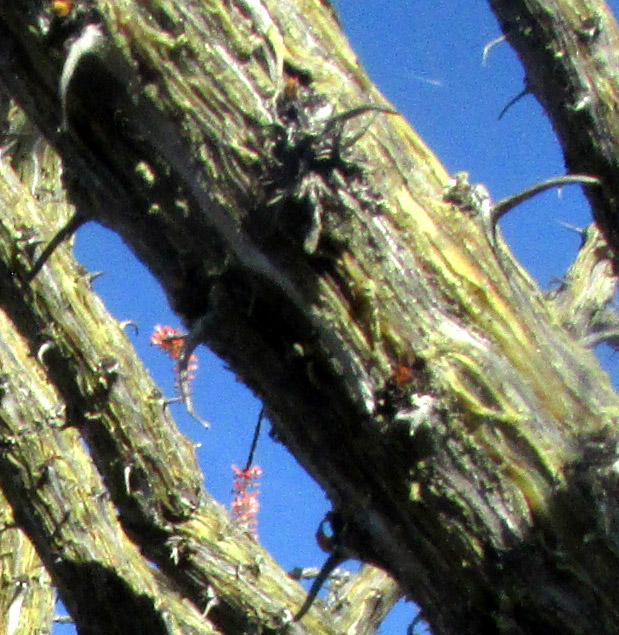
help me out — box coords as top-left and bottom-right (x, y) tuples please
(56, 3), (619, 633)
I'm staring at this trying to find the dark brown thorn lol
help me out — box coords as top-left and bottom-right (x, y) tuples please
(293, 551), (345, 622)
(27, 212), (86, 281)
(498, 87), (529, 120)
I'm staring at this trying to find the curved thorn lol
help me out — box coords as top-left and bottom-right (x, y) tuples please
(36, 341), (54, 364)
(124, 466), (132, 494)
(322, 105), (399, 135)
(582, 329), (619, 348)
(498, 87), (528, 120)
(27, 213), (86, 281)
(119, 320), (139, 336)
(491, 174), (601, 225)
(294, 551), (345, 622)
(482, 34), (507, 66)
(60, 24), (105, 131)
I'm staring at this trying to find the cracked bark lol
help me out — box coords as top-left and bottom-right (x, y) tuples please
(0, 1), (618, 634)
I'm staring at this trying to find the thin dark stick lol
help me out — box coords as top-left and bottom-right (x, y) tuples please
(294, 551), (344, 622)
(244, 408), (264, 470)
(498, 88), (528, 120)
(27, 212), (86, 281)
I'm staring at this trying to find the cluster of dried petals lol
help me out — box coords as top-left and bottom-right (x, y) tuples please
(231, 465), (263, 535)
(150, 325), (198, 379)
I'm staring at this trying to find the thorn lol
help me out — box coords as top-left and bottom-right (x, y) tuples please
(289, 566), (321, 580)
(308, 105), (400, 169)
(85, 270), (105, 285)
(294, 511), (348, 621)
(338, 116), (382, 153)
(168, 537), (181, 565)
(322, 105), (399, 137)
(407, 611), (425, 635)
(498, 87), (528, 120)
(53, 615), (74, 625)
(490, 174), (601, 226)
(27, 212), (86, 281)
(119, 320), (139, 336)
(124, 466), (132, 494)
(294, 551), (345, 621)
(582, 329), (619, 348)
(244, 408), (264, 471)
(36, 341), (54, 364)
(59, 24), (105, 131)
(202, 586), (219, 618)
(162, 396), (181, 407)
(98, 357), (120, 375)
(556, 220), (588, 236)
(482, 34), (507, 66)
(556, 220), (589, 248)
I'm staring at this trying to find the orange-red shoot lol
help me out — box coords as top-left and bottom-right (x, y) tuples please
(231, 465), (263, 535)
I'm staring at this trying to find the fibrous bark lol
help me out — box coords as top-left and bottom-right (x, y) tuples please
(0, 488), (54, 635)
(0, 1), (618, 634)
(490, 0), (619, 267)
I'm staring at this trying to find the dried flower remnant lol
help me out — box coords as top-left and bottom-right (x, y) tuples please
(231, 465), (263, 535)
(150, 325), (198, 376)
